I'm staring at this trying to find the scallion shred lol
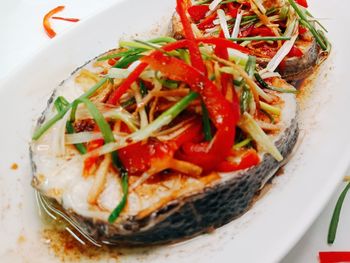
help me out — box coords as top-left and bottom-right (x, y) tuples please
(71, 97), (129, 223)
(32, 78), (108, 140)
(139, 80), (148, 97)
(97, 49), (144, 61)
(328, 182), (350, 244)
(254, 73), (297, 94)
(201, 102), (212, 141)
(113, 54), (142, 68)
(54, 96), (87, 154)
(287, 0), (328, 50)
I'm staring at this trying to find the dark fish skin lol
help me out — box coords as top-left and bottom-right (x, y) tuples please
(277, 39), (320, 81)
(171, 13), (321, 82)
(57, 116), (299, 246)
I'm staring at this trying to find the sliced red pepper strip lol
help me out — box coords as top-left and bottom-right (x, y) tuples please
(43, 6), (65, 38)
(239, 24), (254, 37)
(216, 150), (260, 172)
(227, 3), (238, 18)
(298, 25), (308, 34)
(213, 41), (231, 95)
(176, 0), (206, 73)
(287, 45), (303, 58)
(250, 26), (275, 37)
(197, 11), (217, 30)
(118, 140), (177, 174)
(172, 119), (204, 146)
(119, 120), (203, 174)
(107, 40), (192, 105)
(295, 0), (308, 8)
(52, 16), (80, 22)
(319, 251), (350, 263)
(140, 52), (239, 171)
(188, 5), (209, 22)
(107, 63), (148, 105)
(196, 37), (250, 54)
(83, 139), (104, 177)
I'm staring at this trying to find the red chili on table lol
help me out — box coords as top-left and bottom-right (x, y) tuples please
(43, 6), (79, 38)
(319, 251), (350, 263)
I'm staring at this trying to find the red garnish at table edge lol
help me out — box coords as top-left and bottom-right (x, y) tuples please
(43, 6), (80, 38)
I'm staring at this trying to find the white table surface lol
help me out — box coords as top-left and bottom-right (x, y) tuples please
(1, 1), (349, 262)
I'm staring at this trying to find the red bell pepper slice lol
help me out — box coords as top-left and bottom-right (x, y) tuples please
(296, 0), (308, 8)
(319, 252), (350, 263)
(287, 45), (303, 58)
(188, 5), (209, 22)
(250, 26), (275, 37)
(298, 25), (308, 34)
(107, 40), (194, 105)
(239, 25), (254, 37)
(216, 150), (260, 172)
(107, 63), (148, 105)
(118, 140), (177, 174)
(119, 120), (203, 174)
(43, 6), (65, 38)
(172, 119), (204, 146)
(227, 3), (238, 18)
(197, 11), (217, 30)
(140, 52), (240, 171)
(212, 39), (232, 96)
(197, 37), (251, 54)
(176, 0), (206, 73)
(83, 139), (104, 176)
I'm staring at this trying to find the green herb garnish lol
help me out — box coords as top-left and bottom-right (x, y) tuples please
(201, 102), (212, 141)
(113, 54), (143, 69)
(54, 96), (87, 154)
(71, 97), (129, 223)
(287, 0), (328, 50)
(254, 73), (298, 94)
(327, 182), (350, 244)
(32, 78), (108, 140)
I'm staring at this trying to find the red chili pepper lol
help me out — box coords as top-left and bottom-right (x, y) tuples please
(216, 150), (260, 172)
(251, 26), (275, 36)
(107, 58), (118, 66)
(197, 11), (217, 30)
(107, 63), (148, 105)
(83, 139), (104, 176)
(176, 0), (207, 73)
(119, 120), (203, 174)
(299, 25), (308, 34)
(287, 45), (303, 58)
(43, 6), (65, 38)
(52, 16), (80, 22)
(295, 0), (308, 8)
(172, 120), (204, 146)
(226, 3), (238, 18)
(319, 251), (350, 263)
(197, 37), (251, 54)
(107, 40), (193, 105)
(140, 52), (240, 171)
(188, 5), (209, 22)
(213, 40), (231, 95)
(118, 140), (177, 174)
(239, 25), (254, 37)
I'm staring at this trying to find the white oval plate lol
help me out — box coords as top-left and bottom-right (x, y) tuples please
(0, 0), (349, 262)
